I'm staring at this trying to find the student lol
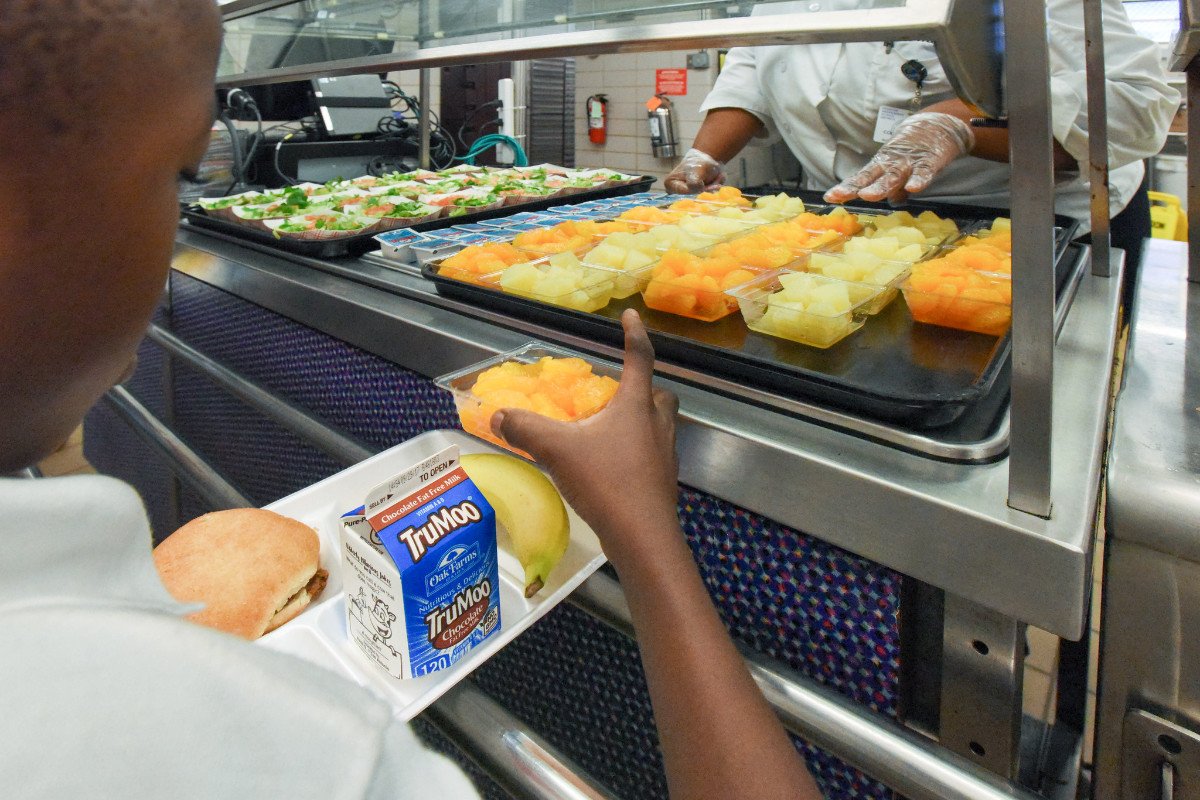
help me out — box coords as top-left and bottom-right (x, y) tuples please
(0, 2), (820, 798)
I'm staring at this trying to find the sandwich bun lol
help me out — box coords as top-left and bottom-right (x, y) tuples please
(154, 508), (328, 640)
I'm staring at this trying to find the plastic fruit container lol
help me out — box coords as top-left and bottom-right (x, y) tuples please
(727, 271), (880, 348)
(806, 252), (917, 315)
(641, 249), (768, 322)
(495, 256), (616, 312)
(430, 242), (536, 287)
(435, 343), (621, 457)
(901, 266), (1011, 336)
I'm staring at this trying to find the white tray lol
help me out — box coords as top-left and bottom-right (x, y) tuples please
(258, 429), (606, 720)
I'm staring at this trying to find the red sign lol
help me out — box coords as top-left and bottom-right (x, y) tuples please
(655, 68), (688, 96)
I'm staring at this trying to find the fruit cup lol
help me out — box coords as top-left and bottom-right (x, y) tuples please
(727, 271), (881, 349)
(435, 343), (622, 458)
(641, 249), (767, 322)
(431, 242), (534, 286)
(805, 252), (912, 315)
(495, 255), (616, 312)
(901, 260), (1012, 336)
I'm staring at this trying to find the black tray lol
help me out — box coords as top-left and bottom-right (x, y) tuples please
(423, 198), (1079, 430)
(180, 176), (656, 259)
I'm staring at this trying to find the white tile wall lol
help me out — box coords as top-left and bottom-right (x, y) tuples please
(569, 50), (798, 190)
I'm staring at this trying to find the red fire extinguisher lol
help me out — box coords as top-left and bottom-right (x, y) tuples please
(586, 94), (608, 144)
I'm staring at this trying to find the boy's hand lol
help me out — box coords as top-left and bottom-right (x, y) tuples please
(490, 310), (681, 569)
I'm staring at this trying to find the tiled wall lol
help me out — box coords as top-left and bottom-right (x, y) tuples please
(572, 50), (799, 188)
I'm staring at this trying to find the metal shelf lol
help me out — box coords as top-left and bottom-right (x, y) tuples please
(216, 0), (1004, 118)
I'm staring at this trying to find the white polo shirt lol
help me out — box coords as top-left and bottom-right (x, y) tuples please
(702, 0), (1180, 231)
(0, 474), (479, 800)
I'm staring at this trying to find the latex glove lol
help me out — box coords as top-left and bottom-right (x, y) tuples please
(490, 310), (681, 568)
(664, 148), (726, 194)
(824, 112), (975, 204)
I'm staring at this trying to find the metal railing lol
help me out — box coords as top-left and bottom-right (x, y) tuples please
(122, 327), (1047, 800)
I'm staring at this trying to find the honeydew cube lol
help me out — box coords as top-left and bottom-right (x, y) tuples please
(894, 244), (926, 263)
(623, 250), (656, 270)
(809, 283), (853, 313)
(884, 226), (927, 246)
(777, 272), (821, 293)
(816, 259), (867, 283)
(869, 262), (907, 285)
(548, 252), (583, 269)
(584, 244), (626, 268)
(501, 263), (539, 292)
(991, 217), (1011, 233)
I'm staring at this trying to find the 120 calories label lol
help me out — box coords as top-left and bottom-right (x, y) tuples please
(340, 446), (501, 680)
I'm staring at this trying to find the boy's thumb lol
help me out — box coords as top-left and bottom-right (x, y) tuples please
(490, 408), (555, 456)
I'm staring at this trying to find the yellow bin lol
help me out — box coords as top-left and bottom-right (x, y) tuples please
(1148, 191), (1188, 241)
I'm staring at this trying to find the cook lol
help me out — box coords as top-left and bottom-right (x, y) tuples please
(665, 0), (1179, 278)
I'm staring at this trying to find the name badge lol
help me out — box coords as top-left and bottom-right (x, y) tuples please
(873, 106), (910, 144)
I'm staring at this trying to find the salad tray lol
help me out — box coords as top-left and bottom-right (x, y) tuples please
(181, 176), (654, 259)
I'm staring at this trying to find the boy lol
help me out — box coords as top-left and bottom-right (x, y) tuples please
(0, 2), (820, 798)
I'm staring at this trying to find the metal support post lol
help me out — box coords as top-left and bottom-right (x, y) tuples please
(418, 68), (432, 170)
(940, 593), (1026, 780)
(1189, 60), (1200, 284)
(1083, 0), (1112, 278)
(1003, 0), (1058, 517)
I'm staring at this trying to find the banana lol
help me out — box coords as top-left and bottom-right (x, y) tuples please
(460, 453), (569, 598)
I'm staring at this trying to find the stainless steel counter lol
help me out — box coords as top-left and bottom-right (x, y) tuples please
(170, 225), (1123, 640)
(1094, 239), (1200, 799)
(1107, 239), (1200, 562)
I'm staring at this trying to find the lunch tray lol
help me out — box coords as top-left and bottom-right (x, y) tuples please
(423, 196), (1080, 430)
(180, 176), (655, 258)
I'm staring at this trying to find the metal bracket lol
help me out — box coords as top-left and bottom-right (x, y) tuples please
(940, 594), (1026, 779)
(1123, 709), (1200, 799)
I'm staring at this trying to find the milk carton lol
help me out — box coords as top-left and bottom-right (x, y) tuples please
(340, 446), (501, 680)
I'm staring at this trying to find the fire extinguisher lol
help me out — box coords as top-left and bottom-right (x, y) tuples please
(586, 94), (608, 144)
(646, 94), (678, 159)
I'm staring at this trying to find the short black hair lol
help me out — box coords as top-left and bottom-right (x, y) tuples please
(0, 0), (218, 139)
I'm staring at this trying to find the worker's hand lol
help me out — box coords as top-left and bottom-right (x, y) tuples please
(664, 148), (726, 194)
(824, 112), (975, 204)
(490, 310), (681, 568)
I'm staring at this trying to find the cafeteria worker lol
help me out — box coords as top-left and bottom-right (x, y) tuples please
(665, 0), (1179, 283)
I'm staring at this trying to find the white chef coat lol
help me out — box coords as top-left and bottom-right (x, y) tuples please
(701, 0), (1180, 231)
(0, 474), (479, 800)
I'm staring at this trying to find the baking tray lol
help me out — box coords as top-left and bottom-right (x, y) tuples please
(256, 429), (606, 721)
(423, 199), (1079, 430)
(180, 176), (655, 259)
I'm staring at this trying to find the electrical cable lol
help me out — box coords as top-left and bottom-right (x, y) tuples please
(458, 133), (528, 167)
(455, 99), (503, 150)
(274, 133), (298, 185)
(217, 111), (244, 195)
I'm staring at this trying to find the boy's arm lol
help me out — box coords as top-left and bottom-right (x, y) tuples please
(492, 311), (822, 800)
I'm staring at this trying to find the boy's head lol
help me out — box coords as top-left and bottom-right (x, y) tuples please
(0, 0), (221, 472)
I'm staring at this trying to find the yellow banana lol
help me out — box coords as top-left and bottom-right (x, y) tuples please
(460, 453), (569, 597)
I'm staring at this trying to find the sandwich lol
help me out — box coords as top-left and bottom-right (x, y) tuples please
(153, 509), (328, 640)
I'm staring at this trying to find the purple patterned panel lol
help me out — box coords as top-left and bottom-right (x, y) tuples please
(680, 487), (900, 719)
(169, 274), (459, 451)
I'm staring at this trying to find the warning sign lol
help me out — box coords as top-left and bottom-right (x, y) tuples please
(655, 68), (688, 96)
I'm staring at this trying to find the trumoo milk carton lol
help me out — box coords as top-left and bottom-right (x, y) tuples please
(340, 445), (501, 680)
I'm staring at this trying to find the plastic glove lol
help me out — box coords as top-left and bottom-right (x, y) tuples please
(664, 148), (726, 194)
(824, 112), (975, 204)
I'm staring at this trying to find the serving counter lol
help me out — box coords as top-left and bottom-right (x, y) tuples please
(82, 214), (1120, 799)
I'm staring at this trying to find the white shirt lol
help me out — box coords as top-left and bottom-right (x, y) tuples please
(701, 0), (1181, 231)
(0, 474), (479, 800)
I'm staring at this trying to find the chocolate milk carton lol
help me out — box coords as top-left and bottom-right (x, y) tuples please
(340, 446), (501, 679)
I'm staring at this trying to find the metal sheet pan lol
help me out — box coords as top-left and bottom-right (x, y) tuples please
(423, 196), (1079, 429)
